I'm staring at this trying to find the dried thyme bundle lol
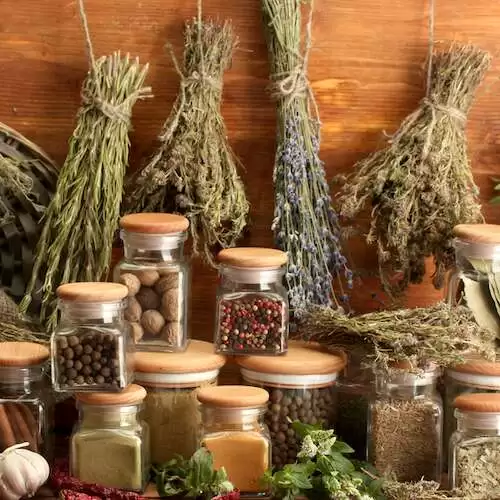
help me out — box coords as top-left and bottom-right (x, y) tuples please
(262, 0), (351, 316)
(340, 44), (489, 296)
(125, 12), (249, 265)
(300, 302), (495, 370)
(20, 12), (151, 330)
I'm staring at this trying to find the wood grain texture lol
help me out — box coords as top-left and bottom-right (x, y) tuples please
(1, 0), (500, 341)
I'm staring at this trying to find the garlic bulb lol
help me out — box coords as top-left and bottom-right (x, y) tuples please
(0, 442), (50, 499)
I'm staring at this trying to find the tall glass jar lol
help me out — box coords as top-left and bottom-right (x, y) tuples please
(0, 342), (50, 456)
(134, 340), (226, 464)
(70, 384), (150, 492)
(367, 364), (443, 482)
(51, 283), (133, 392)
(238, 340), (344, 468)
(198, 385), (271, 496)
(115, 213), (190, 352)
(449, 393), (500, 497)
(214, 247), (288, 355)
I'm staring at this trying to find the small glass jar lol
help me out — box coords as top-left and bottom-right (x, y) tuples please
(238, 340), (344, 468)
(447, 224), (500, 336)
(449, 393), (500, 496)
(134, 340), (226, 464)
(444, 360), (500, 470)
(198, 385), (271, 496)
(115, 213), (190, 352)
(367, 364), (443, 482)
(70, 384), (150, 492)
(51, 283), (133, 392)
(214, 247), (289, 355)
(0, 342), (50, 456)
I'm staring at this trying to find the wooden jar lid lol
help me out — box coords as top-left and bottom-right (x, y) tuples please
(451, 361), (500, 377)
(120, 213), (189, 234)
(56, 283), (128, 302)
(134, 340), (226, 374)
(0, 342), (49, 366)
(453, 224), (500, 244)
(237, 340), (345, 375)
(217, 247), (287, 268)
(76, 384), (147, 406)
(454, 393), (500, 413)
(197, 385), (269, 407)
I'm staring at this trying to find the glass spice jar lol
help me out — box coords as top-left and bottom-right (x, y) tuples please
(449, 393), (500, 497)
(0, 342), (50, 456)
(443, 360), (500, 470)
(70, 384), (150, 492)
(214, 247), (289, 355)
(115, 213), (190, 352)
(198, 385), (271, 496)
(238, 340), (344, 468)
(134, 340), (226, 464)
(51, 283), (133, 392)
(367, 363), (443, 482)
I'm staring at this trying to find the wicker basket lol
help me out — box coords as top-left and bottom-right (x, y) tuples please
(0, 122), (58, 315)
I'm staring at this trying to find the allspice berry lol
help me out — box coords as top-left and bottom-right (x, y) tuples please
(154, 273), (179, 295)
(136, 287), (160, 310)
(124, 297), (142, 322)
(160, 288), (179, 321)
(135, 270), (160, 287)
(129, 322), (144, 343)
(161, 322), (179, 345)
(141, 310), (165, 336)
(119, 273), (141, 296)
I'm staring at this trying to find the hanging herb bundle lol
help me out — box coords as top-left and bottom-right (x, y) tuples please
(340, 43), (489, 296)
(20, 1), (151, 330)
(125, 7), (249, 266)
(262, 0), (351, 317)
(300, 302), (496, 371)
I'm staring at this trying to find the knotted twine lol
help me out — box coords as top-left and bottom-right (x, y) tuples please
(20, 0), (152, 330)
(339, 0), (489, 298)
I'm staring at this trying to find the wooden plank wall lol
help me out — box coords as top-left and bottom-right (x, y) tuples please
(1, 0), (500, 341)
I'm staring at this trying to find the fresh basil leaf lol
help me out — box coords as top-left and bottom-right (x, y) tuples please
(331, 439), (355, 454)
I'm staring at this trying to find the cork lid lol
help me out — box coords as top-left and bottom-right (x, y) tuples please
(134, 340), (226, 374)
(120, 213), (189, 234)
(217, 247), (287, 268)
(56, 283), (129, 302)
(450, 361), (500, 377)
(237, 341), (345, 375)
(0, 342), (49, 367)
(76, 384), (147, 406)
(197, 385), (269, 408)
(453, 224), (500, 244)
(454, 393), (500, 413)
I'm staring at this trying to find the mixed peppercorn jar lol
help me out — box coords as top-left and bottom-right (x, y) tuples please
(114, 213), (190, 352)
(197, 385), (271, 496)
(238, 340), (344, 468)
(70, 384), (150, 492)
(214, 247), (289, 355)
(0, 342), (50, 457)
(51, 282), (133, 392)
(134, 340), (226, 464)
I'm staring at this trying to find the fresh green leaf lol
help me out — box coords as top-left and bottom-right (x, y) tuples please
(291, 420), (322, 439)
(331, 439), (355, 454)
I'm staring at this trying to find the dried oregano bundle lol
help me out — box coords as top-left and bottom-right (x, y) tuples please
(340, 44), (489, 296)
(20, 53), (151, 330)
(125, 15), (249, 266)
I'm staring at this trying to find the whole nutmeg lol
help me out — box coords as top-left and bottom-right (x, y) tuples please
(119, 273), (141, 296)
(124, 297), (142, 322)
(161, 322), (179, 345)
(160, 288), (180, 321)
(135, 270), (160, 287)
(136, 287), (160, 310)
(141, 310), (165, 336)
(154, 273), (179, 295)
(129, 322), (144, 343)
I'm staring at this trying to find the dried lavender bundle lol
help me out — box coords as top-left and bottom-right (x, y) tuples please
(301, 302), (496, 370)
(125, 15), (249, 266)
(20, 53), (151, 330)
(340, 44), (489, 296)
(262, 0), (351, 316)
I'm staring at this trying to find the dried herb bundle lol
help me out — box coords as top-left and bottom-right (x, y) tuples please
(262, 0), (351, 316)
(340, 44), (489, 296)
(20, 52), (151, 330)
(125, 13), (249, 265)
(300, 302), (496, 370)
(382, 480), (463, 500)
